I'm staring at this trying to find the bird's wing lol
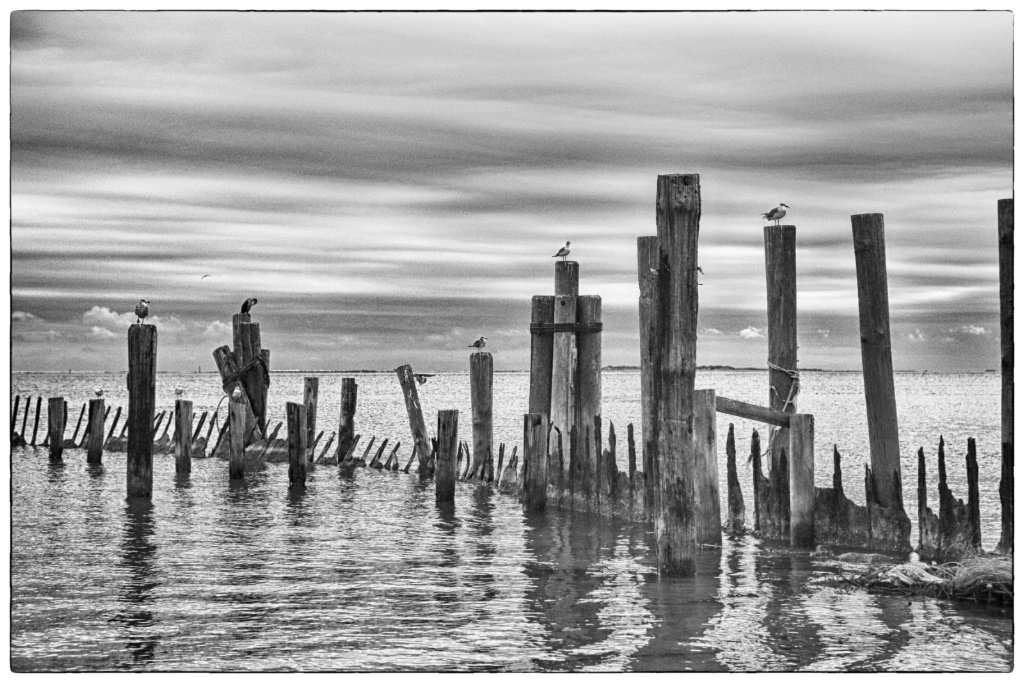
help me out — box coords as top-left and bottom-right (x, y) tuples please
(764, 208), (780, 219)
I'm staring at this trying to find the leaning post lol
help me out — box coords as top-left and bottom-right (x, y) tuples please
(396, 364), (432, 476)
(470, 351), (494, 477)
(788, 413), (815, 547)
(435, 410), (458, 504)
(523, 412), (548, 512)
(997, 198), (1013, 554)
(764, 224), (798, 468)
(47, 397), (66, 460)
(175, 399), (193, 474)
(86, 397), (105, 463)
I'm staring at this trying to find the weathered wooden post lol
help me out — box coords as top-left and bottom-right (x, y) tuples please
(31, 396), (42, 446)
(20, 395), (30, 444)
(105, 406), (122, 448)
(576, 295), (602, 506)
(470, 351), (493, 476)
(303, 377), (318, 462)
(523, 412), (548, 512)
(997, 198), (1013, 554)
(692, 389), (722, 546)
(86, 397), (105, 463)
(637, 235), (660, 517)
(396, 364), (432, 477)
(229, 391), (246, 479)
(436, 410), (458, 504)
(655, 173), (701, 575)
(338, 377), (358, 461)
(788, 413), (815, 547)
(725, 424), (745, 532)
(764, 224), (798, 467)
(286, 402), (307, 489)
(47, 397), (66, 459)
(529, 296), (555, 421)
(127, 324), (157, 498)
(851, 213), (904, 511)
(11, 394), (20, 436)
(550, 293), (576, 477)
(70, 403), (86, 447)
(175, 399), (193, 474)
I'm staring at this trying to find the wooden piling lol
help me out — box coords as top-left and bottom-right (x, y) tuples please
(20, 395), (30, 444)
(788, 413), (815, 548)
(523, 413), (548, 511)
(692, 389), (722, 546)
(967, 437), (981, 550)
(555, 260), (579, 297)
(303, 377), (319, 461)
(470, 351), (494, 477)
(725, 424), (745, 532)
(396, 364), (432, 477)
(175, 399), (193, 474)
(105, 406), (122, 448)
(31, 396), (42, 446)
(851, 213), (903, 511)
(764, 225), (798, 468)
(577, 295), (602, 500)
(192, 411), (207, 443)
(998, 198), (1013, 554)
(70, 402), (86, 446)
(529, 296), (555, 420)
(229, 391), (246, 479)
(47, 397), (66, 459)
(638, 240), (661, 518)
(127, 324), (157, 498)
(550, 294), (576, 475)
(287, 402), (307, 489)
(86, 398), (105, 463)
(654, 173), (701, 575)
(11, 394), (21, 435)
(435, 410), (458, 504)
(751, 429), (762, 531)
(338, 377), (358, 462)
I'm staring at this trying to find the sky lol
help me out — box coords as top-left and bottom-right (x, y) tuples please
(8, 10), (1013, 373)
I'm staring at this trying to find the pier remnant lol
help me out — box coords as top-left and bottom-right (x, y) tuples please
(998, 197), (1013, 554)
(470, 351), (494, 477)
(229, 390), (246, 479)
(70, 403), (86, 447)
(550, 293), (576, 476)
(577, 295), (602, 505)
(693, 389), (722, 546)
(725, 424), (745, 532)
(86, 397), (105, 464)
(338, 378), (358, 462)
(529, 296), (555, 420)
(436, 410), (458, 504)
(637, 236), (660, 519)
(523, 413), (548, 512)
(31, 396), (42, 446)
(764, 224), (798, 469)
(303, 377), (319, 461)
(175, 399), (193, 474)
(287, 402), (307, 489)
(396, 364), (432, 477)
(127, 324), (157, 498)
(789, 413), (815, 547)
(105, 406), (122, 449)
(47, 397), (66, 460)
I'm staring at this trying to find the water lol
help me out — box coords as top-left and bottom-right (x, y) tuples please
(10, 370), (1012, 671)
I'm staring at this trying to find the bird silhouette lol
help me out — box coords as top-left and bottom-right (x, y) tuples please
(93, 387), (104, 397)
(469, 337), (487, 349)
(201, 274), (211, 280)
(174, 385), (185, 397)
(761, 203), (789, 226)
(241, 297), (258, 315)
(552, 241), (571, 262)
(135, 299), (150, 324)
(415, 374), (435, 385)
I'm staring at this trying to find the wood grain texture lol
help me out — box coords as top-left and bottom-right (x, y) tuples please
(175, 399), (193, 474)
(550, 294), (576, 476)
(303, 377), (319, 461)
(576, 295), (602, 504)
(435, 410), (458, 503)
(523, 413), (548, 512)
(127, 324), (157, 497)
(229, 393), (246, 479)
(788, 413), (815, 548)
(287, 402), (307, 488)
(998, 198), (1013, 554)
(764, 225), (797, 468)
(48, 397), (66, 460)
(395, 364), (432, 477)
(637, 235), (661, 518)
(86, 398), (105, 464)
(528, 296), (555, 419)
(338, 377), (358, 462)
(470, 351), (494, 475)
(693, 389), (721, 546)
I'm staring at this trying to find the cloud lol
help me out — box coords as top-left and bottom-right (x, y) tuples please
(89, 326), (118, 338)
(82, 305), (186, 333)
(11, 310), (39, 321)
(816, 329), (830, 338)
(960, 324), (990, 336)
(908, 328), (926, 341)
(739, 326), (764, 339)
(202, 320), (231, 338)
(702, 328), (723, 335)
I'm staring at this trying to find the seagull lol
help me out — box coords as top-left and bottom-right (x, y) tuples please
(93, 387), (104, 397)
(469, 337), (487, 350)
(201, 274), (211, 280)
(241, 297), (258, 315)
(552, 241), (571, 262)
(761, 203), (790, 226)
(231, 386), (243, 400)
(415, 374), (434, 385)
(174, 385), (185, 397)
(135, 299), (150, 324)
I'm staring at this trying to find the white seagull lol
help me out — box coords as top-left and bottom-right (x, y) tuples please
(552, 241), (571, 262)
(175, 385), (185, 397)
(93, 387), (104, 397)
(469, 337), (487, 350)
(135, 298), (150, 324)
(761, 203), (789, 226)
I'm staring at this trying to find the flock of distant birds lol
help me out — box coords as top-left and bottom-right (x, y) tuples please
(127, 206), (788, 389)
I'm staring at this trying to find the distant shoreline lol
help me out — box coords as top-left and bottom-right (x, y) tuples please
(11, 368), (1000, 375)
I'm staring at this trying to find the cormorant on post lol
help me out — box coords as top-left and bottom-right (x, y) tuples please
(552, 241), (571, 262)
(761, 203), (790, 226)
(241, 297), (258, 315)
(135, 299), (150, 324)
(469, 337), (487, 350)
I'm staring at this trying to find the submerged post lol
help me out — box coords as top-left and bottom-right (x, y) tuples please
(692, 389), (722, 546)
(764, 224), (798, 468)
(997, 198), (1013, 554)
(788, 413), (815, 547)
(229, 391), (246, 479)
(86, 397), (105, 463)
(470, 351), (493, 476)
(435, 409), (458, 504)
(529, 296), (555, 420)
(338, 377), (358, 461)
(287, 402), (307, 489)
(550, 293), (576, 477)
(303, 377), (319, 462)
(127, 324), (157, 498)
(175, 399), (193, 474)
(523, 412), (548, 512)
(655, 173), (701, 575)
(637, 235), (661, 516)
(851, 213), (903, 510)
(726, 424), (745, 532)
(396, 365), (432, 476)
(47, 397), (66, 459)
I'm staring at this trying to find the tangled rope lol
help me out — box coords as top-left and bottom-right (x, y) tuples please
(765, 359), (800, 459)
(221, 355), (271, 395)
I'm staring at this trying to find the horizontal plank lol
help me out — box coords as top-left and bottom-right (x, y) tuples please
(715, 396), (790, 427)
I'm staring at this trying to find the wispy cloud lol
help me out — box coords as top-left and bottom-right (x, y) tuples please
(739, 326), (765, 340)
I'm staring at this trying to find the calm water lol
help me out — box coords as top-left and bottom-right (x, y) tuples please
(10, 370), (1013, 671)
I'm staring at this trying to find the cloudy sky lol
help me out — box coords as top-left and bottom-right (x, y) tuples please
(9, 10), (1012, 372)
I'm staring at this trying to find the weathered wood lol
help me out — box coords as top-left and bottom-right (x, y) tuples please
(47, 397), (66, 459)
(257, 422), (284, 461)
(555, 260), (579, 297)
(725, 423), (745, 532)
(851, 213), (903, 511)
(175, 399), (193, 474)
(105, 406), (122, 448)
(11, 394), (21, 435)
(369, 438), (389, 468)
(627, 423), (637, 512)
(70, 402), (87, 446)
(523, 413), (548, 512)
(402, 444), (415, 473)
(31, 396), (42, 446)
(966, 437), (981, 550)
(592, 416), (603, 509)
(303, 377), (319, 461)
(338, 377), (358, 462)
(86, 398), (105, 463)
(918, 446), (940, 559)
(637, 235), (661, 519)
(436, 410), (458, 503)
(577, 295), (602, 502)
(495, 443), (505, 486)
(127, 324), (157, 498)
(998, 197), (1013, 554)
(655, 173), (700, 575)
(317, 431), (337, 462)
(602, 421), (619, 512)
(764, 225), (798, 468)
(529, 295), (555, 421)
(550, 294), (576, 475)
(212, 345), (260, 445)
(396, 365), (432, 477)
(357, 435), (377, 467)
(470, 351), (494, 476)
(788, 413), (814, 548)
(715, 396), (789, 427)
(211, 416), (229, 458)
(693, 389), (722, 546)
(192, 411), (208, 442)
(229, 392), (246, 479)
(286, 402), (307, 489)
(20, 394), (31, 444)
(751, 429), (762, 531)
(384, 441), (401, 471)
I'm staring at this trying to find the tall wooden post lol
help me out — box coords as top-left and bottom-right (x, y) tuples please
(231, 313), (266, 441)
(127, 324), (157, 498)
(788, 413), (815, 547)
(997, 198), (1013, 554)
(396, 364), (432, 476)
(31, 396), (42, 446)
(86, 398), (105, 463)
(436, 409), (458, 504)
(175, 399), (193, 474)
(655, 173), (701, 575)
(303, 377), (319, 461)
(338, 377), (358, 461)
(287, 402), (307, 489)
(576, 295), (602, 505)
(550, 293), (577, 477)
(470, 352), (493, 475)
(20, 395), (30, 443)
(851, 213), (903, 510)
(11, 394), (20, 436)
(523, 413), (548, 512)
(47, 397), (66, 460)
(637, 235), (661, 517)
(692, 389), (722, 546)
(764, 225), (798, 468)
(529, 296), (555, 419)
(229, 392), (246, 479)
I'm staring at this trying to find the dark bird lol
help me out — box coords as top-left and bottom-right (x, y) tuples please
(552, 241), (571, 262)
(201, 274), (211, 280)
(135, 299), (150, 324)
(241, 297), (258, 315)
(761, 203), (789, 226)
(469, 337), (487, 349)
(415, 374), (435, 385)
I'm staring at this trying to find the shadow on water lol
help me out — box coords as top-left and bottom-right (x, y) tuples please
(86, 462), (104, 480)
(110, 498), (160, 668)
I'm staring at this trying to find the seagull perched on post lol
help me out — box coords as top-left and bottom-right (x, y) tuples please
(93, 387), (104, 398)
(135, 299), (150, 324)
(241, 297), (258, 315)
(761, 203), (789, 226)
(469, 337), (487, 350)
(552, 241), (571, 262)
(174, 385), (185, 397)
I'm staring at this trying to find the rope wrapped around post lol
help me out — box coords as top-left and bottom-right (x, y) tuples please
(221, 355), (271, 395)
(766, 359), (800, 455)
(529, 322), (604, 334)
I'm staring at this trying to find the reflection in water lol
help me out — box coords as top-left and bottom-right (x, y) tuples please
(111, 499), (160, 667)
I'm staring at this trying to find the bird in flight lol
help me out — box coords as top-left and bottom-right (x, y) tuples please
(241, 297), (258, 315)
(552, 241), (571, 262)
(201, 274), (211, 280)
(761, 203), (789, 226)
(415, 374), (435, 385)
(135, 299), (150, 324)
(469, 337), (487, 350)
(93, 387), (104, 397)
